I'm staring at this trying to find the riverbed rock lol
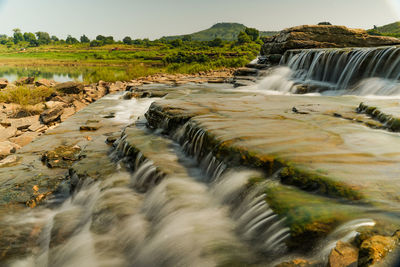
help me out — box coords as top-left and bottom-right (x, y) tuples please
(0, 78), (8, 89)
(80, 121), (101, 131)
(39, 107), (64, 124)
(0, 125), (17, 142)
(328, 241), (358, 267)
(358, 235), (398, 266)
(41, 145), (82, 169)
(260, 25), (400, 64)
(0, 141), (20, 159)
(275, 259), (315, 267)
(10, 132), (40, 147)
(35, 79), (54, 87)
(15, 77), (34, 86)
(72, 100), (87, 112)
(60, 107), (76, 122)
(44, 101), (66, 110)
(54, 81), (84, 94)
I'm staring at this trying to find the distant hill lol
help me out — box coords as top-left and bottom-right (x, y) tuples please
(371, 21), (400, 34)
(164, 23), (278, 41)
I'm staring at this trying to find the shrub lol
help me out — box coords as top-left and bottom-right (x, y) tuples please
(0, 86), (55, 106)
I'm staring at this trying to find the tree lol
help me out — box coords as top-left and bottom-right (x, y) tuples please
(318, 22), (332, 25)
(13, 28), (24, 44)
(244, 28), (260, 42)
(170, 39), (183, 47)
(90, 40), (102, 47)
(104, 36), (114, 45)
(51, 35), (59, 42)
(66, 35), (79, 44)
(23, 32), (38, 46)
(237, 31), (251, 45)
(182, 35), (192, 42)
(123, 36), (132, 45)
(0, 35), (8, 45)
(80, 35), (90, 43)
(35, 31), (51, 45)
(208, 38), (223, 47)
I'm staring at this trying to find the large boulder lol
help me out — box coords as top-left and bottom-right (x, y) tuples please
(260, 25), (400, 64)
(54, 82), (84, 94)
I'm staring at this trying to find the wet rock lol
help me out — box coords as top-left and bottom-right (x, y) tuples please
(0, 141), (20, 159)
(50, 208), (85, 248)
(234, 67), (258, 76)
(358, 235), (398, 266)
(328, 241), (358, 267)
(0, 155), (19, 167)
(10, 132), (40, 147)
(41, 145), (82, 168)
(0, 218), (43, 262)
(275, 258), (315, 267)
(123, 91), (134, 100)
(0, 78), (8, 89)
(15, 77), (34, 86)
(80, 120), (101, 131)
(39, 107), (64, 124)
(35, 78), (54, 87)
(54, 81), (84, 94)
(72, 100), (87, 112)
(233, 79), (256, 87)
(60, 107), (76, 122)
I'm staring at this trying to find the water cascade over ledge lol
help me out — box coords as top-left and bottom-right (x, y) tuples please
(257, 46), (400, 96)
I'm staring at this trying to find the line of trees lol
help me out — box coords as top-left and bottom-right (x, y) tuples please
(0, 27), (262, 48)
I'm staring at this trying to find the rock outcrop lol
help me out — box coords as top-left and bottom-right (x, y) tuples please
(260, 25), (400, 64)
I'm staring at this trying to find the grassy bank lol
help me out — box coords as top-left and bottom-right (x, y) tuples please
(0, 41), (260, 83)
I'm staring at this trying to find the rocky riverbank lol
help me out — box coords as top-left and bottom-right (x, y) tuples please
(0, 69), (235, 163)
(259, 25), (400, 65)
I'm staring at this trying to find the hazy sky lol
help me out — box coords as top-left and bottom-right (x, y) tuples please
(0, 0), (399, 40)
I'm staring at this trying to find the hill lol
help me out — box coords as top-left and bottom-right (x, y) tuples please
(164, 23), (278, 41)
(373, 21), (400, 34)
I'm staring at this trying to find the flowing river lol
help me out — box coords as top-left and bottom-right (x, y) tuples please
(2, 46), (400, 266)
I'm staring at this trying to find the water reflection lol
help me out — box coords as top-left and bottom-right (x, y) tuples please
(0, 65), (132, 83)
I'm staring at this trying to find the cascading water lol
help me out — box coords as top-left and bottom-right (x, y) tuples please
(256, 46), (400, 96)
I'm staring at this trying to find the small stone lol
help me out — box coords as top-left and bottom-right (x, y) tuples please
(80, 124), (101, 131)
(40, 107), (64, 125)
(328, 241), (358, 267)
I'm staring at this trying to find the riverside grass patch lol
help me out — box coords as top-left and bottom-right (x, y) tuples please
(0, 86), (54, 106)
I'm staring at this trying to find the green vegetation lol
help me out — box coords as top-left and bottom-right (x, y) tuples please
(367, 21), (400, 38)
(0, 86), (54, 106)
(0, 24), (265, 82)
(163, 22), (278, 41)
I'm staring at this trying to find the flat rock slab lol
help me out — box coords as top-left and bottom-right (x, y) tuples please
(147, 93), (400, 210)
(0, 93), (154, 208)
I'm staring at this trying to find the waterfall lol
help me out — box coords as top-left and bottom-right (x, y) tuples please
(257, 46), (400, 96)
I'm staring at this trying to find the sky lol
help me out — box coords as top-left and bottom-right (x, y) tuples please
(0, 0), (399, 40)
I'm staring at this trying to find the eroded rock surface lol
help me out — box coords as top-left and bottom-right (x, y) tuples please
(260, 25), (400, 64)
